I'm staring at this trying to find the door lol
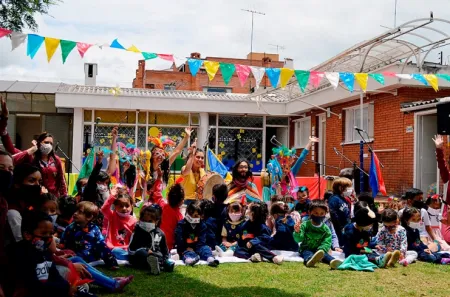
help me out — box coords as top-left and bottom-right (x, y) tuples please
(16, 115), (42, 150)
(318, 114), (326, 175)
(42, 115), (73, 173)
(416, 113), (438, 192)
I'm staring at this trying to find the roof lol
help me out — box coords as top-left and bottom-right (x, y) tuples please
(400, 98), (441, 109)
(0, 80), (62, 93)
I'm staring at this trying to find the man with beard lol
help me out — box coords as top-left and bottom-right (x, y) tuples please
(225, 160), (260, 204)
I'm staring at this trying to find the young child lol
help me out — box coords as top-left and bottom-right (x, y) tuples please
(199, 199), (219, 250)
(234, 201), (283, 264)
(175, 202), (219, 267)
(128, 205), (174, 275)
(60, 201), (119, 269)
(54, 196), (77, 239)
(215, 201), (245, 257)
(328, 178), (352, 245)
(424, 195), (450, 251)
(293, 200), (342, 269)
(342, 202), (394, 268)
(158, 183), (185, 250)
(295, 186), (311, 220)
(37, 193), (58, 225)
(269, 202), (298, 252)
(401, 207), (450, 264)
(324, 211), (342, 252)
(375, 209), (409, 267)
(212, 183), (228, 234)
(101, 189), (137, 260)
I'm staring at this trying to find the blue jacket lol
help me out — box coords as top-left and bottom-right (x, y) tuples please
(222, 219), (244, 243)
(328, 194), (351, 234)
(237, 220), (272, 248)
(203, 217), (219, 249)
(404, 225), (428, 253)
(270, 215), (298, 251)
(175, 219), (208, 255)
(342, 223), (375, 257)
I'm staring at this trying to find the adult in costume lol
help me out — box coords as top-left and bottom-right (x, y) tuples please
(225, 159), (260, 204)
(180, 139), (206, 203)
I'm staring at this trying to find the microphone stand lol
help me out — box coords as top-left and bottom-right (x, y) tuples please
(303, 159), (339, 199)
(55, 142), (80, 194)
(333, 147), (369, 176)
(356, 128), (384, 168)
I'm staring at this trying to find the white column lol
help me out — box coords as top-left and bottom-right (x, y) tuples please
(72, 108), (83, 172)
(198, 113), (209, 150)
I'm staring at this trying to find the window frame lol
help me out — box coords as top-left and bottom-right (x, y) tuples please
(293, 116), (311, 149)
(343, 103), (374, 145)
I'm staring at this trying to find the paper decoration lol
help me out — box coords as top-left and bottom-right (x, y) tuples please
(127, 45), (141, 53)
(424, 74), (439, 92)
(383, 72), (397, 77)
(354, 73), (368, 92)
(280, 68), (295, 88)
(235, 64), (251, 87)
(10, 32), (27, 51)
(188, 59), (203, 76)
(412, 74), (428, 86)
(266, 68), (281, 88)
(110, 39), (125, 49)
(204, 61), (220, 81)
(250, 66), (266, 90)
(437, 74), (450, 82)
(148, 127), (161, 137)
(294, 70), (310, 92)
(0, 28), (12, 38)
(310, 71), (324, 88)
(44, 37), (60, 62)
(157, 54), (174, 62)
(339, 72), (355, 92)
(27, 34), (44, 59)
(76, 42), (92, 58)
(396, 74), (412, 80)
(142, 52), (157, 60)
(109, 86), (122, 96)
(369, 73), (385, 85)
(219, 63), (236, 85)
(60, 40), (77, 63)
(325, 72), (339, 89)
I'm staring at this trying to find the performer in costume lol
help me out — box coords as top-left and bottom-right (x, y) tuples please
(180, 138), (206, 204)
(225, 159), (260, 204)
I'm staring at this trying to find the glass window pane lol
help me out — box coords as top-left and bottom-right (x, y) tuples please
(32, 94), (56, 113)
(94, 110), (136, 124)
(148, 112), (189, 125)
(137, 126), (147, 150)
(94, 125), (135, 149)
(209, 114), (217, 126)
(84, 110), (92, 122)
(138, 111), (146, 124)
(7, 93), (31, 112)
(190, 113), (200, 126)
(218, 115), (263, 128)
(266, 116), (289, 126)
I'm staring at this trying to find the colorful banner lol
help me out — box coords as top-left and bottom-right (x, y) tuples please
(204, 61), (220, 81)
(325, 72), (339, 89)
(294, 70), (310, 92)
(219, 63), (236, 85)
(27, 34), (44, 59)
(60, 40), (76, 63)
(250, 66), (265, 90)
(10, 32), (27, 51)
(280, 68), (294, 88)
(310, 71), (324, 88)
(424, 74), (439, 92)
(44, 37), (60, 62)
(354, 73), (368, 92)
(339, 72), (355, 92)
(266, 68), (281, 88)
(188, 58), (203, 77)
(235, 64), (251, 87)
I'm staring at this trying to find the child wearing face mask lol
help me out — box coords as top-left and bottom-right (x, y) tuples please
(328, 178), (352, 246)
(215, 201), (245, 257)
(36, 193), (58, 225)
(293, 200), (342, 268)
(269, 202), (298, 252)
(101, 189), (137, 261)
(234, 201), (283, 264)
(401, 207), (450, 264)
(375, 209), (407, 267)
(342, 202), (393, 268)
(54, 196), (77, 239)
(295, 186), (311, 221)
(128, 205), (174, 275)
(423, 195), (450, 251)
(175, 202), (219, 267)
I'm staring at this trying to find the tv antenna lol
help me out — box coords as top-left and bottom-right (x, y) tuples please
(269, 44), (286, 54)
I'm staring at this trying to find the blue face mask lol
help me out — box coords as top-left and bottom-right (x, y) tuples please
(310, 215), (325, 225)
(287, 203), (294, 210)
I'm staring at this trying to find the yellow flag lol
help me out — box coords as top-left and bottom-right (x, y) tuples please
(424, 74), (439, 92)
(127, 45), (141, 53)
(355, 73), (369, 92)
(204, 61), (220, 81)
(280, 68), (294, 88)
(44, 37), (60, 62)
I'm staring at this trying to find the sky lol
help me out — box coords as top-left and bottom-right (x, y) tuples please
(0, 0), (449, 87)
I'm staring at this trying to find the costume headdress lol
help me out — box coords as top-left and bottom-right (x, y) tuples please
(266, 144), (299, 197)
(148, 134), (176, 151)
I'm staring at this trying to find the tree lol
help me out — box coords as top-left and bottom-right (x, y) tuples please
(0, 0), (61, 32)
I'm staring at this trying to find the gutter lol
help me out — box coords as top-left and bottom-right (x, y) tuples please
(400, 103), (438, 113)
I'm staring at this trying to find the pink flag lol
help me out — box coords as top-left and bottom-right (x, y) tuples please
(310, 71), (324, 88)
(382, 71), (396, 77)
(0, 28), (12, 38)
(235, 64), (251, 87)
(77, 42), (92, 58)
(158, 54), (174, 62)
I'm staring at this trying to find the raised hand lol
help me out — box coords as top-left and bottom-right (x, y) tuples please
(294, 220), (301, 233)
(111, 126), (118, 139)
(433, 134), (444, 149)
(184, 127), (193, 137)
(0, 97), (8, 119)
(96, 151), (104, 164)
(309, 136), (319, 143)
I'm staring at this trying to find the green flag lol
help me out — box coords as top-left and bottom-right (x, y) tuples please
(72, 148), (95, 195)
(219, 63), (236, 85)
(142, 52), (158, 60)
(60, 40), (77, 64)
(369, 73), (385, 85)
(294, 70), (310, 92)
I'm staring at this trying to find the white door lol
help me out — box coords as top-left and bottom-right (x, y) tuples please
(318, 114), (326, 175)
(416, 113), (438, 192)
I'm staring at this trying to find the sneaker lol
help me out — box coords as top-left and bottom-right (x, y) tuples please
(388, 250), (401, 267)
(215, 245), (224, 257)
(207, 257), (220, 267)
(441, 258), (450, 265)
(250, 253), (262, 262)
(273, 255), (284, 265)
(222, 250), (234, 257)
(184, 256), (200, 266)
(377, 252), (392, 268)
(76, 284), (97, 297)
(113, 275), (134, 293)
(164, 259), (175, 272)
(306, 250), (325, 268)
(330, 259), (343, 270)
(147, 255), (160, 275)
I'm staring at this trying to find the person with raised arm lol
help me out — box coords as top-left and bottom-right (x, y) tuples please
(180, 138), (206, 204)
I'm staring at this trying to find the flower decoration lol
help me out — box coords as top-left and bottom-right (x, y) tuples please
(221, 151), (226, 156)
(251, 148), (256, 153)
(109, 86), (122, 96)
(240, 129), (245, 134)
(257, 153), (262, 159)
(128, 138), (134, 144)
(181, 132), (186, 137)
(219, 142), (225, 149)
(236, 134), (241, 140)
(256, 161), (260, 165)
(99, 138), (105, 144)
(171, 135), (178, 141)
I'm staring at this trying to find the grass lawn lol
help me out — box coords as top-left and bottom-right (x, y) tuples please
(95, 261), (450, 297)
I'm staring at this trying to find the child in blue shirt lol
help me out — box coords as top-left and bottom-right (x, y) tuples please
(199, 199), (219, 250)
(269, 202), (298, 252)
(328, 178), (352, 245)
(216, 201), (245, 257)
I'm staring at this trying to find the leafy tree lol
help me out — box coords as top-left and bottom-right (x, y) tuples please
(0, 0), (61, 31)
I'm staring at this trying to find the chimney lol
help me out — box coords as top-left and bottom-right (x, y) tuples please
(284, 58), (294, 69)
(262, 56), (272, 68)
(190, 52), (201, 59)
(84, 63), (98, 86)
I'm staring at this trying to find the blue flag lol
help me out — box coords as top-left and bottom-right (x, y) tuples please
(339, 72), (355, 92)
(110, 38), (125, 50)
(266, 68), (281, 88)
(188, 59), (203, 76)
(27, 34), (44, 59)
(206, 148), (228, 178)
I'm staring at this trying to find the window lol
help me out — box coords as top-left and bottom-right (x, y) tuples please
(203, 87), (231, 93)
(344, 104), (374, 143)
(145, 84), (155, 89)
(294, 117), (311, 148)
(164, 84), (176, 90)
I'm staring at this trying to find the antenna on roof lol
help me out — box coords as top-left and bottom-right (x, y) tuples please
(268, 44), (286, 54)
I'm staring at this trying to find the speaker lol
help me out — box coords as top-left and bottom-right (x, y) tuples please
(437, 102), (450, 135)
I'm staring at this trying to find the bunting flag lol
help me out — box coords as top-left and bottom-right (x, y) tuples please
(280, 68), (294, 88)
(412, 73), (428, 86)
(187, 59), (203, 76)
(235, 64), (251, 87)
(27, 34), (44, 59)
(0, 28), (11, 38)
(294, 70), (310, 92)
(310, 71), (324, 88)
(204, 61), (220, 81)
(142, 52), (157, 60)
(110, 38), (125, 49)
(354, 73), (369, 92)
(266, 68), (281, 88)
(127, 45), (141, 53)
(369, 151), (387, 198)
(11, 32), (27, 51)
(325, 72), (339, 89)
(340, 72), (355, 92)
(76, 42), (92, 58)
(44, 37), (60, 62)
(157, 54), (174, 62)
(424, 74), (439, 92)
(369, 73), (385, 85)
(250, 66), (265, 90)
(219, 63), (235, 85)
(60, 40), (77, 63)
(437, 74), (450, 82)
(396, 74), (412, 80)
(383, 72), (397, 77)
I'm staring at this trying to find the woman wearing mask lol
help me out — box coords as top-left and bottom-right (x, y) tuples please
(328, 177), (353, 245)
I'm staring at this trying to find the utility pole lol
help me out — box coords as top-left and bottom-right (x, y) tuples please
(269, 44), (286, 54)
(242, 9), (265, 92)
(394, 0), (398, 27)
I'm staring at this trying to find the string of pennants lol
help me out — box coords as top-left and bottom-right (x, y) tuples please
(1, 27), (450, 93)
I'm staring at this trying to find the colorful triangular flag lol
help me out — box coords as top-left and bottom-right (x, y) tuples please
(76, 42), (92, 58)
(110, 39), (125, 49)
(310, 71), (324, 88)
(266, 68), (281, 88)
(412, 74), (428, 86)
(44, 37), (60, 62)
(127, 45), (141, 53)
(250, 66), (266, 90)
(158, 54), (174, 62)
(354, 73), (369, 92)
(60, 40), (76, 63)
(188, 59), (203, 76)
(27, 34), (44, 59)
(424, 74), (439, 92)
(339, 72), (355, 92)
(0, 28), (12, 38)
(396, 74), (412, 80)
(142, 52), (157, 60)
(325, 72), (339, 89)
(280, 68), (294, 88)
(294, 70), (310, 93)
(235, 64), (251, 87)
(369, 73), (385, 85)
(204, 61), (220, 81)
(437, 74), (450, 82)
(219, 63), (236, 85)
(10, 32), (27, 51)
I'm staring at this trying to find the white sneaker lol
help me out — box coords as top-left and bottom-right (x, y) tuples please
(215, 246), (224, 257)
(330, 259), (342, 269)
(171, 253), (180, 261)
(306, 250), (325, 267)
(273, 255), (284, 265)
(222, 250), (234, 257)
(250, 253), (262, 262)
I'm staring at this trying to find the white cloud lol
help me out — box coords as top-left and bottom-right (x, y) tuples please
(0, 0), (449, 87)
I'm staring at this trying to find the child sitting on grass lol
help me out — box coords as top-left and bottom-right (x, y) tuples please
(401, 207), (450, 265)
(269, 202), (298, 252)
(175, 202), (219, 267)
(158, 183), (185, 251)
(128, 205), (174, 275)
(215, 201), (245, 257)
(423, 195), (450, 251)
(234, 201), (283, 264)
(200, 199), (219, 250)
(293, 200), (342, 269)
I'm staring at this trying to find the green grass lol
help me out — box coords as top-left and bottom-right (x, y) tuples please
(94, 261), (450, 297)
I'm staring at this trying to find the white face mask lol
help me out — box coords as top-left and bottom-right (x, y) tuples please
(40, 143), (53, 155)
(116, 210), (131, 218)
(49, 214), (57, 225)
(409, 222), (421, 230)
(139, 221), (155, 232)
(229, 213), (242, 222)
(97, 184), (108, 192)
(428, 208), (440, 216)
(185, 214), (200, 224)
(343, 188), (353, 197)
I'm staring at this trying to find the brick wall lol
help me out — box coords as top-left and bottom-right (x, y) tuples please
(290, 86), (450, 196)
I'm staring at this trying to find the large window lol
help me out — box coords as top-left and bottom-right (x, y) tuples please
(344, 104), (374, 143)
(203, 87), (231, 93)
(294, 117), (311, 148)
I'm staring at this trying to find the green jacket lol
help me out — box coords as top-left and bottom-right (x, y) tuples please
(293, 220), (332, 252)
